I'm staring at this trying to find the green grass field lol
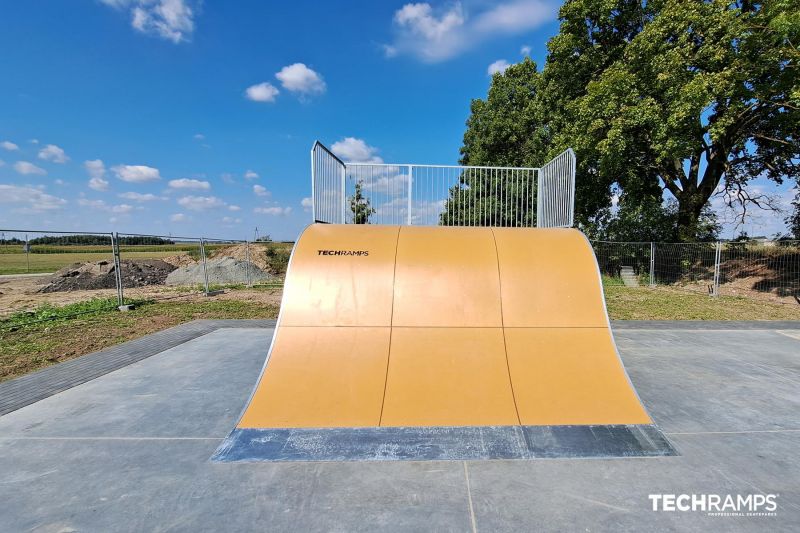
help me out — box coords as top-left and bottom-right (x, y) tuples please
(0, 250), (182, 275)
(0, 242), (293, 275)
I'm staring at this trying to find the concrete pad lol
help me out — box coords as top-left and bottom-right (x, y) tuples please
(1, 323), (799, 531)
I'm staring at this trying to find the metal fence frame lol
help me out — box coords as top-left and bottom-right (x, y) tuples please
(592, 240), (800, 304)
(311, 141), (576, 228)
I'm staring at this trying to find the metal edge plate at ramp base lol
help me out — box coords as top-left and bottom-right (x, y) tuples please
(211, 425), (677, 462)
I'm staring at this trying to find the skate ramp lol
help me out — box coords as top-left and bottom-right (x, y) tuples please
(213, 224), (675, 461)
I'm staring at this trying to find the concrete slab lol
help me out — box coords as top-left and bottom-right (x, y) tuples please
(1, 322), (799, 531)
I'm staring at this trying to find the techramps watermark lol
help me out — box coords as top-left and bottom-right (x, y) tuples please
(213, 224), (677, 461)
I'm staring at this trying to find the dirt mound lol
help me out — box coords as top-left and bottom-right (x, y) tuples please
(165, 257), (273, 286)
(38, 259), (176, 293)
(211, 243), (270, 270)
(161, 253), (197, 268)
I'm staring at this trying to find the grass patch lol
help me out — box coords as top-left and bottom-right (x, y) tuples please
(604, 285), (800, 320)
(0, 298), (278, 382)
(0, 298), (122, 328)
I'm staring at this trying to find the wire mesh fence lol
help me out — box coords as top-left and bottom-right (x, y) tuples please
(3, 227), (799, 329)
(592, 240), (800, 304)
(0, 229), (290, 328)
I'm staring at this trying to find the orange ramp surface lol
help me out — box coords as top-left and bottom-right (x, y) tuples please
(213, 224), (675, 461)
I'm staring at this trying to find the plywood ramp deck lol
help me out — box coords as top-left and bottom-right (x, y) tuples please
(214, 224), (674, 461)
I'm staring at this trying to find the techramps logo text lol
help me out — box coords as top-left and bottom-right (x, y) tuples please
(648, 493), (779, 517)
(317, 250), (369, 256)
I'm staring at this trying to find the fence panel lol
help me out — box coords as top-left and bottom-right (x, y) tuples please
(311, 141), (346, 224)
(345, 164), (538, 227)
(592, 242), (652, 286)
(718, 240), (800, 304)
(0, 229), (116, 322)
(312, 141), (573, 228)
(537, 148), (576, 228)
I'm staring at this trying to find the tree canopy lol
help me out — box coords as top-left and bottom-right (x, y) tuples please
(454, 0), (799, 241)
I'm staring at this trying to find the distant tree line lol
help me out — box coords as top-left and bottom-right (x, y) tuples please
(0, 235), (175, 245)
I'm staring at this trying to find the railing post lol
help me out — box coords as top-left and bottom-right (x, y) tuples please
(649, 242), (655, 287)
(711, 241), (722, 297)
(407, 165), (413, 225)
(200, 238), (210, 295)
(310, 145), (316, 222)
(341, 164), (346, 224)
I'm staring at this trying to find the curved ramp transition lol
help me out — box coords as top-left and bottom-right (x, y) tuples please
(213, 224), (675, 461)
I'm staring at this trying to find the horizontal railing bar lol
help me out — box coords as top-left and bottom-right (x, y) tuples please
(0, 229), (114, 236)
(345, 163), (539, 171)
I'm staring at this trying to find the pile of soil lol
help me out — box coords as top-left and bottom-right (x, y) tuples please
(165, 257), (273, 286)
(160, 252), (197, 268)
(38, 259), (176, 293)
(210, 243), (271, 271)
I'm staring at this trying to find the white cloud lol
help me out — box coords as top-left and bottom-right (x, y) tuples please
(88, 177), (110, 191)
(1, 140), (19, 151)
(331, 137), (383, 163)
(253, 184), (270, 197)
(84, 159), (106, 179)
(119, 191), (162, 202)
(0, 184), (66, 213)
(0, 159), (5, 167)
(254, 206), (292, 216)
(111, 203), (134, 214)
(301, 197), (313, 212)
(361, 168), (409, 194)
(221, 216), (242, 225)
(245, 82), (279, 103)
(520, 44), (531, 55)
(193, 133), (205, 140)
(386, 1), (554, 62)
(170, 213), (189, 222)
(103, 0), (196, 43)
(228, 204), (241, 212)
(112, 164), (161, 183)
(168, 178), (210, 190)
(78, 198), (108, 210)
(54, 179), (65, 185)
(177, 195), (225, 210)
(14, 161), (47, 176)
(38, 144), (69, 163)
(29, 139), (39, 145)
(221, 172), (235, 184)
(488, 59), (511, 75)
(275, 63), (326, 96)
(244, 169), (259, 180)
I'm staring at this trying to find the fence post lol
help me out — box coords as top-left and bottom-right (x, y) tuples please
(712, 241), (722, 297)
(649, 242), (655, 287)
(200, 238), (210, 295)
(111, 232), (124, 307)
(25, 233), (30, 273)
(407, 165), (413, 225)
(245, 241), (252, 287)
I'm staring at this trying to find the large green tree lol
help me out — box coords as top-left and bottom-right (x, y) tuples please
(454, 0), (800, 240)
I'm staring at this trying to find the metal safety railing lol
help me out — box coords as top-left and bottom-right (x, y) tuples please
(310, 141), (576, 228)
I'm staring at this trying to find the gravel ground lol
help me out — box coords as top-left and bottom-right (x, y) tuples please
(165, 257), (273, 286)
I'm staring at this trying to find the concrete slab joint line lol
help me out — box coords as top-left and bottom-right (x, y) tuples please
(212, 225), (680, 462)
(0, 320), (277, 417)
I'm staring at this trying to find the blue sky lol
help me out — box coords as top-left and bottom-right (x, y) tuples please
(0, 1), (793, 240)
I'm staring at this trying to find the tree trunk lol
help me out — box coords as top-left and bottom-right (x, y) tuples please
(675, 193), (706, 242)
